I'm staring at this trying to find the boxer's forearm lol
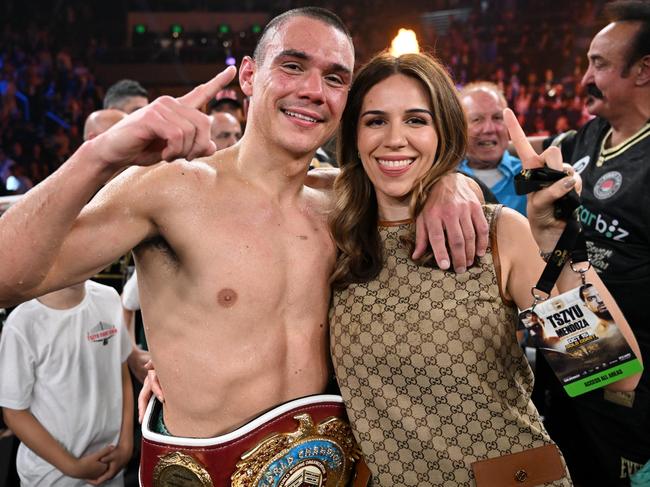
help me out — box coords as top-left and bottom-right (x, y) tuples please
(461, 173), (486, 203)
(305, 167), (339, 190)
(0, 142), (114, 306)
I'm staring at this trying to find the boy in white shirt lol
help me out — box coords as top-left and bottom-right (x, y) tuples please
(0, 280), (132, 486)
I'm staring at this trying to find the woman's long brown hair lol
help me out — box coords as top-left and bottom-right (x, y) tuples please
(330, 51), (467, 289)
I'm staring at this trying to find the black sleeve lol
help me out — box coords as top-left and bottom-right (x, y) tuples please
(542, 131), (578, 163)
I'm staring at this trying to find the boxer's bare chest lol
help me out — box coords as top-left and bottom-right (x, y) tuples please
(134, 179), (337, 434)
(137, 182), (335, 323)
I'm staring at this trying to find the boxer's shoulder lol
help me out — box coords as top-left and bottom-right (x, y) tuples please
(115, 159), (223, 200)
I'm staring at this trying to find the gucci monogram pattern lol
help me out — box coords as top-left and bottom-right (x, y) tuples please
(330, 205), (571, 486)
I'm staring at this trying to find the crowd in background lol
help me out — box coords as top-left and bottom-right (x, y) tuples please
(1, 1), (648, 486)
(0, 1), (119, 189)
(0, 0), (606, 192)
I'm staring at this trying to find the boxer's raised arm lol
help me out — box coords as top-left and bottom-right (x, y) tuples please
(0, 162), (157, 307)
(0, 67), (236, 307)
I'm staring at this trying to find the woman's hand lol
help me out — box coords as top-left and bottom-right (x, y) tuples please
(503, 108), (581, 253)
(138, 360), (165, 424)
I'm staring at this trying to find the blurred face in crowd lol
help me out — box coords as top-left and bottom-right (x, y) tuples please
(214, 104), (246, 126)
(83, 109), (126, 141)
(461, 89), (508, 170)
(210, 112), (242, 150)
(240, 15), (354, 158)
(357, 74), (438, 217)
(117, 96), (149, 114)
(555, 115), (570, 133)
(581, 21), (643, 121)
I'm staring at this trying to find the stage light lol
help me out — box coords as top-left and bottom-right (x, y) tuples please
(219, 24), (231, 35)
(133, 23), (149, 47)
(389, 28), (420, 56)
(170, 24), (183, 39)
(226, 56), (236, 66)
(251, 24), (262, 34)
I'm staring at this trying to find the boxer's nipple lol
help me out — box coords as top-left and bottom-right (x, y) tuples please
(217, 288), (238, 308)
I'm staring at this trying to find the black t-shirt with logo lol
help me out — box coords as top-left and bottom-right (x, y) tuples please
(548, 117), (650, 360)
(541, 118), (650, 485)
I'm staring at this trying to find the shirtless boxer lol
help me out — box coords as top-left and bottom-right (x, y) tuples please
(0, 8), (486, 482)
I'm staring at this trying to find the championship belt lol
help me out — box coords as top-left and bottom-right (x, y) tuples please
(139, 394), (371, 487)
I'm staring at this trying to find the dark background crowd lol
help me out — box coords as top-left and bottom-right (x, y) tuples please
(1, 1), (648, 486)
(0, 0), (607, 193)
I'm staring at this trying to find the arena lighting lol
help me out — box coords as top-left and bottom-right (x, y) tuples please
(133, 23), (149, 48)
(226, 56), (236, 66)
(170, 24), (183, 39)
(251, 24), (262, 34)
(389, 28), (420, 56)
(219, 24), (231, 34)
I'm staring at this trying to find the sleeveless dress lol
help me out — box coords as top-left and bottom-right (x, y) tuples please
(330, 205), (572, 486)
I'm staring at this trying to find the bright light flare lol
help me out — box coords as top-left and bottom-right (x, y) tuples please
(389, 28), (420, 56)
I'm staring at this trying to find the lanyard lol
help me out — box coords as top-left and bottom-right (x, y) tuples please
(514, 166), (587, 298)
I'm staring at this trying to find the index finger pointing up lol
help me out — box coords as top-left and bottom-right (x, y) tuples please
(177, 65), (238, 109)
(503, 108), (544, 169)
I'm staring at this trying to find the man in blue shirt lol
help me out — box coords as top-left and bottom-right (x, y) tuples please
(458, 82), (527, 215)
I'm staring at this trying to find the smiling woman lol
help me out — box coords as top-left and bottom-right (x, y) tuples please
(330, 52), (466, 284)
(356, 74), (439, 219)
(324, 51), (635, 486)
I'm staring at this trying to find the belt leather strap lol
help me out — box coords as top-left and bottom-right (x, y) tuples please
(139, 394), (369, 487)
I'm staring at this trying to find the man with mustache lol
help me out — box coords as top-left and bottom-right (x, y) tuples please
(530, 2), (650, 484)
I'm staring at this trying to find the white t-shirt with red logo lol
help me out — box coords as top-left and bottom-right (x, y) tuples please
(0, 280), (131, 486)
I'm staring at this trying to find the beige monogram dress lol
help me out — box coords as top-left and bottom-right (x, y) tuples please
(330, 205), (572, 486)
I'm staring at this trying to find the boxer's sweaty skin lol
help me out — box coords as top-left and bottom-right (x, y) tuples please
(0, 14), (486, 438)
(0, 16), (351, 438)
(132, 150), (336, 437)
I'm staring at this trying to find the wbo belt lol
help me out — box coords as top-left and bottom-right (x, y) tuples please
(139, 394), (371, 487)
